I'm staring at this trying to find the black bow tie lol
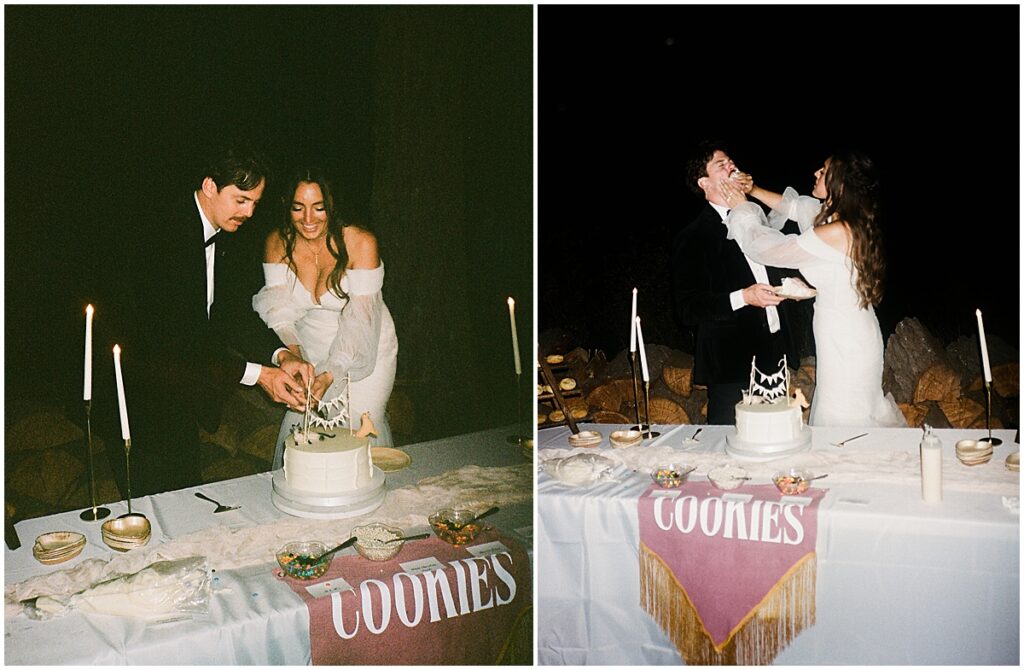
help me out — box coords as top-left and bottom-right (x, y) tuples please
(204, 234), (217, 248)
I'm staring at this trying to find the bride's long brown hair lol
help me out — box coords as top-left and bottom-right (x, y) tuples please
(815, 151), (885, 308)
(278, 168), (349, 300)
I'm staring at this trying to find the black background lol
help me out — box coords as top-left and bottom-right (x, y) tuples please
(539, 5), (1019, 358)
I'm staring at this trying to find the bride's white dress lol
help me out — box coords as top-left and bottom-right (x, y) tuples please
(253, 262), (399, 469)
(727, 188), (905, 428)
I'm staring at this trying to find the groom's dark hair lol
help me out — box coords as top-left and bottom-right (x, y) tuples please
(197, 140), (271, 192)
(685, 139), (729, 195)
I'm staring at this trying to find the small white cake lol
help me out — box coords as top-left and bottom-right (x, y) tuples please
(284, 429), (374, 494)
(725, 356), (812, 461)
(735, 400), (804, 444)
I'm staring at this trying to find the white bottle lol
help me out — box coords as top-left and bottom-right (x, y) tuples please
(920, 424), (943, 503)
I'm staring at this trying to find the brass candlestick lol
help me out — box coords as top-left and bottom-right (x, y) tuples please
(642, 381), (660, 439)
(78, 400), (111, 521)
(630, 351), (648, 433)
(120, 439), (146, 519)
(977, 381), (1003, 447)
(506, 371), (527, 445)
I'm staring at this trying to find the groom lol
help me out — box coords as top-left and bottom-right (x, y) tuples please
(671, 141), (798, 425)
(123, 141), (313, 496)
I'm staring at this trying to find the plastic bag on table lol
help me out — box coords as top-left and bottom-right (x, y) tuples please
(29, 556), (210, 622)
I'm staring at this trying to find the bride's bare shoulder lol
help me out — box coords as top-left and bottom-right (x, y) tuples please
(813, 221), (850, 254)
(343, 225), (380, 268)
(264, 228), (287, 262)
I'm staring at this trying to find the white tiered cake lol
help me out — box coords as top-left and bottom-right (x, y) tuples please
(272, 413), (386, 519)
(725, 357), (812, 461)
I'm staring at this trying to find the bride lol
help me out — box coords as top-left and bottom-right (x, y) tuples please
(719, 150), (905, 428)
(254, 168), (398, 468)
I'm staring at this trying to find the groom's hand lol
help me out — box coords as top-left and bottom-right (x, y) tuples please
(256, 365), (307, 409)
(742, 283), (784, 308)
(274, 350), (316, 411)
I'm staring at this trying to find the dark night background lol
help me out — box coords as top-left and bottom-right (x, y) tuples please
(539, 5), (1020, 361)
(6, 6), (533, 449)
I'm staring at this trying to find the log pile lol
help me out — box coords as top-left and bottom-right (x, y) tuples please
(884, 318), (1018, 429)
(539, 317), (1018, 431)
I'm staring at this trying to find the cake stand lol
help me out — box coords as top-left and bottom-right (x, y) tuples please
(725, 429), (813, 462)
(271, 467), (387, 519)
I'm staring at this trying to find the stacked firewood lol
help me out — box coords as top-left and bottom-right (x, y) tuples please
(539, 317), (1018, 430)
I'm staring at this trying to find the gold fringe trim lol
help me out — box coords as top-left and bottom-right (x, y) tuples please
(639, 541), (817, 665)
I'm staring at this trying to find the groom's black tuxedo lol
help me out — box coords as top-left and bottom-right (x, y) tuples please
(121, 192), (278, 495)
(671, 204), (798, 418)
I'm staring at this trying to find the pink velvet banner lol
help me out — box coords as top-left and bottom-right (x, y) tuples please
(638, 482), (826, 647)
(277, 529), (531, 665)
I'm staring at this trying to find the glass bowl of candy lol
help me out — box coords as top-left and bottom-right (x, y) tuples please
(352, 523), (405, 562)
(650, 464), (692, 488)
(429, 508), (484, 546)
(772, 468), (813, 495)
(276, 540), (332, 580)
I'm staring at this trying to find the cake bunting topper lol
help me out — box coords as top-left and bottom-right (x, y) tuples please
(742, 356), (790, 405)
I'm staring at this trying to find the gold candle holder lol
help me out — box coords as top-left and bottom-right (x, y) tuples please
(120, 439), (146, 519)
(506, 371), (528, 446)
(642, 381), (660, 439)
(630, 351), (648, 433)
(977, 381), (1003, 447)
(78, 400), (111, 522)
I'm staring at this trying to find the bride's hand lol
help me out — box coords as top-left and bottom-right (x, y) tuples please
(719, 179), (747, 208)
(311, 371), (334, 408)
(731, 171), (754, 193)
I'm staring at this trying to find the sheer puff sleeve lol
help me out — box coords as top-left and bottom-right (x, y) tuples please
(319, 263), (386, 409)
(767, 187), (822, 233)
(252, 263), (304, 347)
(725, 200), (827, 270)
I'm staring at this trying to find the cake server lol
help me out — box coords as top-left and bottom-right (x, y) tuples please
(194, 492), (241, 513)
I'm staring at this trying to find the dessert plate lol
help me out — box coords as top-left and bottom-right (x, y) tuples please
(371, 447), (412, 472)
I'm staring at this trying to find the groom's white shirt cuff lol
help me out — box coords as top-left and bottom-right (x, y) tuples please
(241, 363), (261, 386)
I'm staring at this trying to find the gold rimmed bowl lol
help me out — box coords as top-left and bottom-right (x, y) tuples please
(33, 531), (86, 565)
(101, 515), (151, 552)
(955, 439), (993, 466)
(568, 430), (602, 448)
(609, 429), (643, 448)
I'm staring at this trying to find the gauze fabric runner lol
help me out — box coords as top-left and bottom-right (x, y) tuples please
(638, 482), (826, 664)
(276, 529), (531, 665)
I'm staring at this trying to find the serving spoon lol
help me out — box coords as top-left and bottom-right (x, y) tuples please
(294, 536), (358, 567)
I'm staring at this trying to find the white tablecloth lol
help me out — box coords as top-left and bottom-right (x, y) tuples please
(5, 426), (532, 665)
(536, 423), (1020, 665)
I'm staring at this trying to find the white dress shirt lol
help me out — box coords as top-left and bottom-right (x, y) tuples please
(712, 202), (780, 333)
(193, 192), (262, 386)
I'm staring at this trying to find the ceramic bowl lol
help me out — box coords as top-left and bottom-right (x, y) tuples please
(33, 531), (86, 565)
(568, 430), (602, 448)
(609, 429), (643, 448)
(101, 515), (151, 551)
(955, 439), (993, 466)
(277, 540), (333, 580)
(708, 465), (748, 491)
(352, 523), (405, 562)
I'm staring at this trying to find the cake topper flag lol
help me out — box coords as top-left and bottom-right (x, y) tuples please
(306, 374), (353, 431)
(744, 356), (789, 404)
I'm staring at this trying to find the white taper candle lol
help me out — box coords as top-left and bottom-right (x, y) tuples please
(507, 297), (522, 375)
(84, 305), (94, 401)
(975, 309), (992, 383)
(629, 288), (638, 353)
(635, 316), (649, 382)
(112, 345), (131, 440)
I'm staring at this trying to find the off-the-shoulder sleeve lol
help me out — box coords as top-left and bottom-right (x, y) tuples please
(318, 264), (386, 414)
(767, 187), (822, 233)
(725, 202), (828, 270)
(252, 263), (303, 346)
